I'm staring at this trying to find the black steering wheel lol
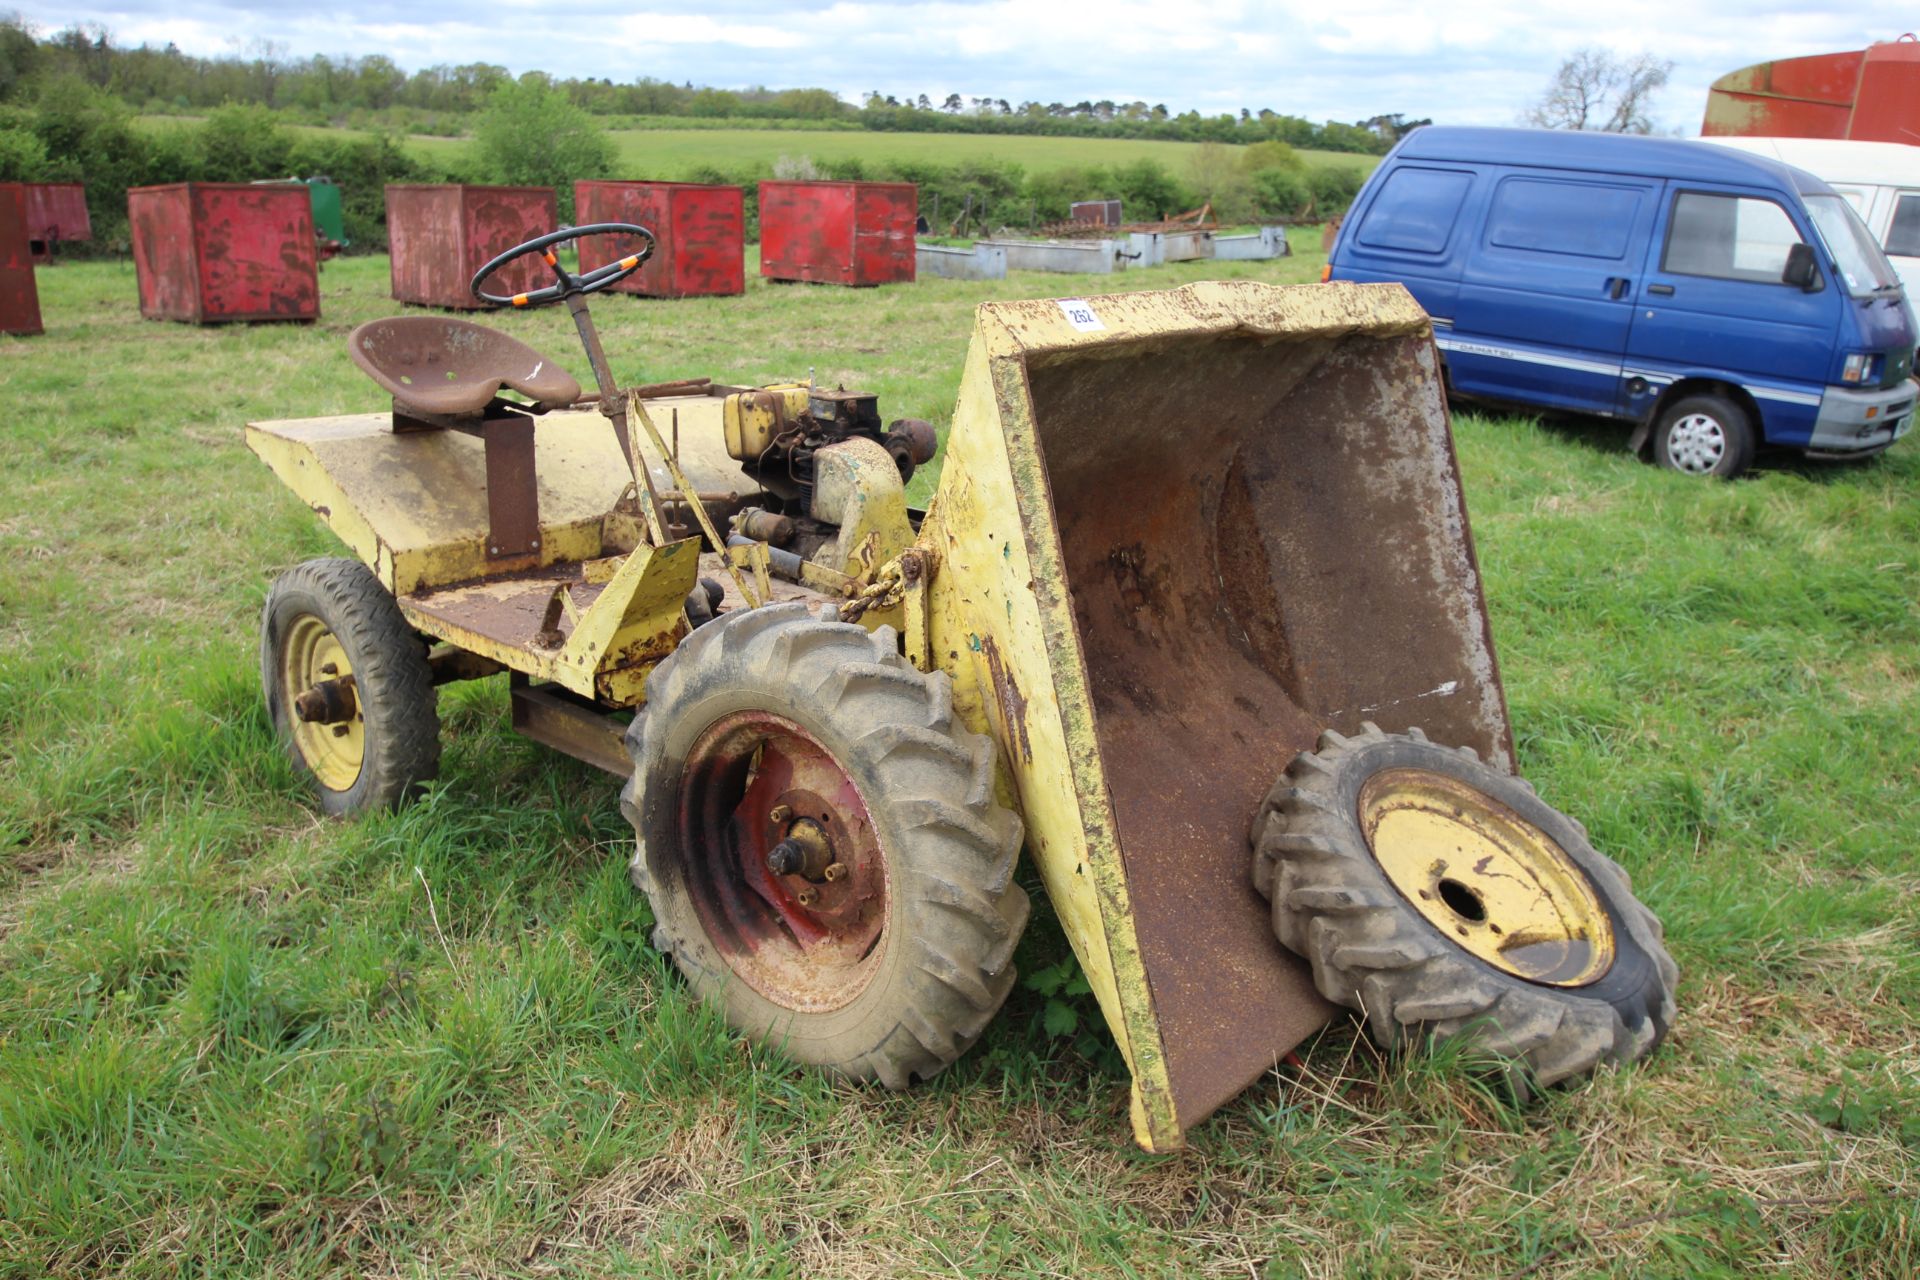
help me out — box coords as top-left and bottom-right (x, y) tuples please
(470, 222), (657, 308)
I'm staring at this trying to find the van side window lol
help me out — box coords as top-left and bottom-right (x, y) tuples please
(1662, 192), (1802, 283)
(1885, 194), (1920, 258)
(1486, 179), (1640, 259)
(1357, 168), (1471, 255)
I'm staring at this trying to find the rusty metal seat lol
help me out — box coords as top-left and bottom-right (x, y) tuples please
(348, 316), (582, 418)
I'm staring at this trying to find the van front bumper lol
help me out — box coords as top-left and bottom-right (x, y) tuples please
(1805, 378), (1917, 455)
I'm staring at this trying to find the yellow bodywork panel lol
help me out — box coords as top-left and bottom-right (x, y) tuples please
(809, 437), (918, 580)
(389, 537), (699, 705)
(247, 408), (703, 705)
(1358, 769), (1614, 986)
(722, 384), (812, 460)
(246, 394), (770, 598)
(246, 410), (631, 595)
(918, 281), (1513, 1151)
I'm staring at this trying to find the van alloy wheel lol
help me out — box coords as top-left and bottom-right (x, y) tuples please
(1653, 392), (1754, 479)
(1664, 412), (1727, 475)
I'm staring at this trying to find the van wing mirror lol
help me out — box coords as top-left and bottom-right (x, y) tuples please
(1782, 242), (1822, 291)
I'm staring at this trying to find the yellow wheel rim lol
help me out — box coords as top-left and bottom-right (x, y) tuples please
(280, 614), (364, 793)
(1358, 769), (1614, 986)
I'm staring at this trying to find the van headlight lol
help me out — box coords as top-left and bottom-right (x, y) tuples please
(1841, 353), (1878, 384)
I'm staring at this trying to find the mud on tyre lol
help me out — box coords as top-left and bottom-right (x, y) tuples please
(1251, 722), (1677, 1086)
(622, 603), (1030, 1087)
(261, 557), (440, 816)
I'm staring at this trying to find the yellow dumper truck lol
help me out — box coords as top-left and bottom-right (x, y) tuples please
(246, 224), (1676, 1151)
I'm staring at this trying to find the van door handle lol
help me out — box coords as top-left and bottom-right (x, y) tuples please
(1606, 277), (1630, 299)
(1648, 283), (1675, 296)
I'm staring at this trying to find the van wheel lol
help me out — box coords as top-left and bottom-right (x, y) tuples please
(1653, 393), (1753, 479)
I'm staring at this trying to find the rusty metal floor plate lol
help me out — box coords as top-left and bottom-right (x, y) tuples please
(401, 564), (607, 654)
(401, 550), (826, 662)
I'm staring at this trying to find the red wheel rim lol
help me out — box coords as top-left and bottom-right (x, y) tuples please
(676, 711), (890, 1012)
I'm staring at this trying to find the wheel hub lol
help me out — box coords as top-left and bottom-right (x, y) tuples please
(1668, 413), (1726, 474)
(294, 674), (358, 725)
(677, 713), (889, 1012)
(280, 615), (364, 792)
(1357, 769), (1614, 986)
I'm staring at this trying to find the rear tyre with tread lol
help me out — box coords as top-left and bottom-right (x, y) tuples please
(622, 602), (1030, 1087)
(1251, 722), (1677, 1088)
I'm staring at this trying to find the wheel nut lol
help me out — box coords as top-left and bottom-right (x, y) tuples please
(795, 886), (818, 907)
(769, 804), (792, 823)
(823, 862), (846, 882)
(766, 838), (805, 877)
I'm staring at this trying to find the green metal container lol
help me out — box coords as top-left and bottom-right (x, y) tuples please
(306, 178), (346, 248)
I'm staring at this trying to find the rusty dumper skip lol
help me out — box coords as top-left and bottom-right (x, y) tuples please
(246, 225), (1677, 1152)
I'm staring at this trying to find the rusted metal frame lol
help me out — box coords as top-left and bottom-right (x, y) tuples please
(573, 377), (713, 408)
(898, 549), (934, 670)
(479, 412), (541, 561)
(508, 674), (632, 777)
(561, 288), (672, 546)
(725, 540), (774, 606)
(978, 349), (1184, 1152)
(427, 645), (506, 685)
(631, 392), (762, 608)
(379, 394), (546, 566)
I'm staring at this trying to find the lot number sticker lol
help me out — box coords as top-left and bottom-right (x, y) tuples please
(1057, 299), (1105, 331)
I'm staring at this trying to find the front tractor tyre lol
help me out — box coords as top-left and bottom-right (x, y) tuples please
(1251, 722), (1677, 1089)
(623, 603), (1031, 1087)
(261, 557), (440, 816)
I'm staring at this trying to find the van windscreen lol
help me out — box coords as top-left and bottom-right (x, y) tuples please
(1805, 195), (1903, 297)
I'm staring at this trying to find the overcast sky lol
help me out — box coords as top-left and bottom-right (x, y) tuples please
(12, 2), (1915, 133)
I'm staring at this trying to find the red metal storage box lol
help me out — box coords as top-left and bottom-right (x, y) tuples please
(574, 180), (744, 298)
(1704, 38), (1920, 143)
(1071, 199), (1123, 227)
(128, 183), (319, 324)
(0, 183), (43, 336)
(25, 182), (91, 262)
(386, 184), (556, 309)
(759, 181), (916, 286)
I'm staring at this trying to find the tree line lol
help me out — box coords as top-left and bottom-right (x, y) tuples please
(1, 19), (1373, 256)
(0, 17), (1422, 154)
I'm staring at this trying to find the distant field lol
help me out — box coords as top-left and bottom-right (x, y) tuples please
(140, 114), (1380, 180)
(589, 128), (1378, 180)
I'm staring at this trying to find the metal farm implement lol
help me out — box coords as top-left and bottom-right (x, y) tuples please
(247, 222), (1676, 1151)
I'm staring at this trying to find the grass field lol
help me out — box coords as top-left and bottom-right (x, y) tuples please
(1, 237), (1917, 1278)
(154, 114), (1380, 181)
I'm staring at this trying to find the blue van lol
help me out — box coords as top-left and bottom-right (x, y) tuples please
(1328, 127), (1916, 477)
